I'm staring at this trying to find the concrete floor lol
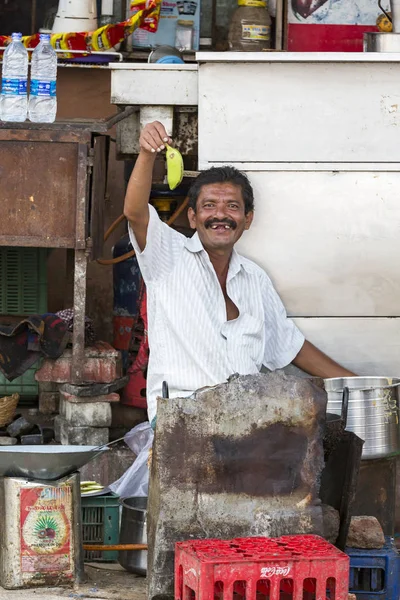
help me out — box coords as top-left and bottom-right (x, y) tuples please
(0, 564), (147, 600)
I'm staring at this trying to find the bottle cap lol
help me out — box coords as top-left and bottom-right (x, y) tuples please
(11, 32), (23, 40)
(39, 33), (51, 42)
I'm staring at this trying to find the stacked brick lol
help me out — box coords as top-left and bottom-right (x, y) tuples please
(35, 342), (127, 445)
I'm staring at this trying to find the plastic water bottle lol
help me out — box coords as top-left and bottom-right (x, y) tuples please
(28, 33), (57, 123)
(1, 32), (28, 122)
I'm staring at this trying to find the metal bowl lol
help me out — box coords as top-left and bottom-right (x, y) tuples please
(0, 445), (109, 481)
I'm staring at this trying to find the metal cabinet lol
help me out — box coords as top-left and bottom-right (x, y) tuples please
(197, 53), (400, 374)
(0, 119), (114, 382)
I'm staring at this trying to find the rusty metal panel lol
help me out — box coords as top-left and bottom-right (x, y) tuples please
(0, 140), (79, 248)
(0, 127), (91, 145)
(89, 135), (109, 260)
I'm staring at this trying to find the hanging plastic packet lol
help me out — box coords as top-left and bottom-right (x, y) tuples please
(89, 22), (127, 51)
(51, 32), (89, 60)
(129, 0), (162, 33)
(0, 36), (10, 58)
(1, 2), (161, 58)
(22, 33), (40, 57)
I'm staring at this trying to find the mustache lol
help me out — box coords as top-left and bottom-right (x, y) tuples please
(204, 217), (237, 230)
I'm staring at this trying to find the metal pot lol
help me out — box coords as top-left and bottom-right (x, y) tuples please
(325, 377), (400, 460)
(118, 497), (147, 576)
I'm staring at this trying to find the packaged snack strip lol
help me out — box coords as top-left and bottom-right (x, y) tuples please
(51, 31), (89, 59)
(22, 33), (40, 49)
(130, 0), (159, 9)
(0, 35), (11, 58)
(128, 0), (162, 33)
(89, 22), (126, 51)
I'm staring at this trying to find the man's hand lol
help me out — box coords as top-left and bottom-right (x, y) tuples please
(139, 121), (172, 155)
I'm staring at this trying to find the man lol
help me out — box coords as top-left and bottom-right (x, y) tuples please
(124, 121), (354, 426)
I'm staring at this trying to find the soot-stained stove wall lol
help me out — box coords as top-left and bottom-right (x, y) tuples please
(147, 372), (330, 600)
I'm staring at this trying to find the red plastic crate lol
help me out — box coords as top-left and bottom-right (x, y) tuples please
(175, 535), (349, 600)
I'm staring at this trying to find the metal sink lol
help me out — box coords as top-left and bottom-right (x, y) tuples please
(110, 63), (198, 106)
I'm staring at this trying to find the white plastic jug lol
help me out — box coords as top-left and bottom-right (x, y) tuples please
(52, 0), (97, 33)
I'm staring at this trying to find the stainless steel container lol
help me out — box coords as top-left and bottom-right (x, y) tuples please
(325, 377), (400, 460)
(118, 497), (147, 576)
(364, 32), (400, 52)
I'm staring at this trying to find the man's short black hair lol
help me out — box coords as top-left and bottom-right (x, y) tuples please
(187, 166), (255, 214)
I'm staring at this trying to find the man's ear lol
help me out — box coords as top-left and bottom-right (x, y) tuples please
(188, 207), (197, 230)
(244, 211), (254, 230)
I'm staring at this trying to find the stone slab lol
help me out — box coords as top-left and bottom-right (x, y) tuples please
(60, 390), (120, 404)
(56, 417), (109, 446)
(347, 516), (385, 549)
(59, 376), (129, 398)
(59, 397), (112, 427)
(148, 372), (328, 600)
(0, 437), (17, 446)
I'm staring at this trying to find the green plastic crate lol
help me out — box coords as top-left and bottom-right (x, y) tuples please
(0, 364), (42, 398)
(0, 247), (48, 397)
(0, 247), (47, 315)
(81, 493), (120, 562)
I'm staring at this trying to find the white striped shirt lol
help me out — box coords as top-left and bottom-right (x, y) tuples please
(129, 205), (305, 423)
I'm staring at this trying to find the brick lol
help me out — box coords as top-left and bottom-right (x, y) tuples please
(38, 381), (59, 393)
(59, 397), (112, 427)
(39, 392), (60, 415)
(59, 376), (128, 398)
(35, 342), (122, 384)
(56, 417), (109, 446)
(60, 390), (120, 404)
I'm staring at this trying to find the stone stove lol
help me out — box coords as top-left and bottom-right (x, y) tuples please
(147, 372), (358, 600)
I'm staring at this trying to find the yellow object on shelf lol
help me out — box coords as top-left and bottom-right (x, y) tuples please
(377, 13), (393, 32)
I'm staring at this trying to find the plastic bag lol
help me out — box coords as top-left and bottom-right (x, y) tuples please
(109, 421), (154, 497)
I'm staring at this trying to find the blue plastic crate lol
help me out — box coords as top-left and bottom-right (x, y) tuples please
(346, 537), (400, 600)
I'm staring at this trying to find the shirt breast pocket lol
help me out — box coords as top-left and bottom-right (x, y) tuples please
(237, 312), (264, 367)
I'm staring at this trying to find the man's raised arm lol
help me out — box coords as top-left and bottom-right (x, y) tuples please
(123, 121), (172, 251)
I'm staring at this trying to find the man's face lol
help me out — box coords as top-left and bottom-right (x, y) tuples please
(188, 182), (253, 252)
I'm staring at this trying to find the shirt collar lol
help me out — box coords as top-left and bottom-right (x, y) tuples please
(184, 231), (247, 278)
(184, 231), (203, 253)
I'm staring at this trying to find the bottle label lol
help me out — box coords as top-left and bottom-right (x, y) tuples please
(30, 80), (56, 98)
(1, 78), (27, 96)
(238, 0), (267, 6)
(241, 24), (270, 40)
